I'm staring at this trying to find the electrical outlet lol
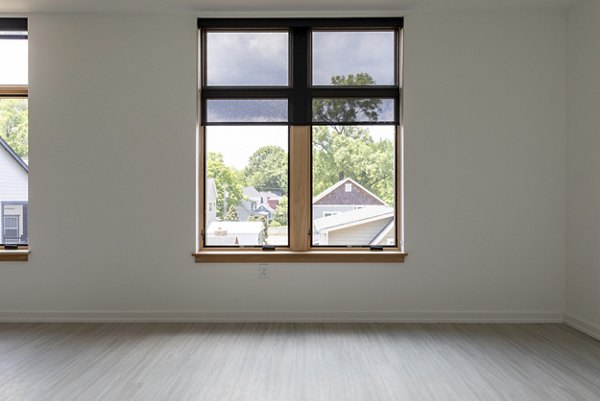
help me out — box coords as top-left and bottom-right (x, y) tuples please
(258, 264), (269, 279)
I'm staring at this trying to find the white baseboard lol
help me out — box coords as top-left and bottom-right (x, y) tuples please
(0, 310), (564, 323)
(564, 314), (600, 341)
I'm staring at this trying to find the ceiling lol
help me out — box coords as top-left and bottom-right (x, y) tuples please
(0, 0), (577, 14)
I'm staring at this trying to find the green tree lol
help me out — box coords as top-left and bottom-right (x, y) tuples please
(272, 195), (288, 226)
(244, 145), (288, 195)
(312, 73), (382, 126)
(311, 73), (395, 205)
(0, 99), (28, 158)
(224, 205), (239, 221)
(312, 126), (395, 205)
(207, 152), (244, 220)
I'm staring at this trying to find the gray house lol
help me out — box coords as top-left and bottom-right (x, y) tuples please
(236, 186), (279, 221)
(313, 206), (395, 246)
(0, 136), (29, 244)
(205, 178), (217, 225)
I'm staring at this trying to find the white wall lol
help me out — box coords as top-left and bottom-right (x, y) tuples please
(565, 0), (600, 335)
(0, 10), (567, 321)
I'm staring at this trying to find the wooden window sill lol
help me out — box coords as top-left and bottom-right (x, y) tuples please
(0, 249), (29, 262)
(194, 250), (406, 263)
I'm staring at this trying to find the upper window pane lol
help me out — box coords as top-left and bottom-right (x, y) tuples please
(0, 39), (28, 85)
(312, 31), (395, 86)
(205, 31), (289, 86)
(206, 99), (288, 123)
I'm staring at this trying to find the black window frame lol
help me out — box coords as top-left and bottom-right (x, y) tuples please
(197, 17), (404, 255)
(198, 18), (403, 126)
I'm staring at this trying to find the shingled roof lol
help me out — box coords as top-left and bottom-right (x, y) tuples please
(313, 178), (386, 206)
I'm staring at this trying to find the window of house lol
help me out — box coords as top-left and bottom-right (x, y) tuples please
(0, 18), (28, 255)
(196, 18), (404, 263)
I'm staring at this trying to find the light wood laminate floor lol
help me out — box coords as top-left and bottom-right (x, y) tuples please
(0, 323), (599, 400)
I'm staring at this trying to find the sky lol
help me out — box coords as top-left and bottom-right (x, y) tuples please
(206, 32), (288, 86)
(206, 30), (395, 86)
(206, 126), (289, 170)
(312, 31), (395, 86)
(0, 39), (28, 85)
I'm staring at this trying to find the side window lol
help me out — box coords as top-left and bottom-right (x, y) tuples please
(0, 18), (28, 249)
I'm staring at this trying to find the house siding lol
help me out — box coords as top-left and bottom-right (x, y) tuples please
(0, 149), (28, 201)
(325, 217), (394, 246)
(205, 178), (218, 225)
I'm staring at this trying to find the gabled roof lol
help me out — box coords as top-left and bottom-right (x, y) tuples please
(312, 177), (386, 206)
(259, 191), (280, 200)
(313, 205), (394, 233)
(243, 186), (261, 201)
(0, 135), (28, 173)
(244, 186), (281, 203)
(254, 203), (275, 214)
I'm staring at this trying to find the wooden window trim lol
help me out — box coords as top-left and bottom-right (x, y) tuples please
(195, 19), (405, 263)
(193, 250), (405, 263)
(0, 85), (28, 98)
(0, 248), (29, 262)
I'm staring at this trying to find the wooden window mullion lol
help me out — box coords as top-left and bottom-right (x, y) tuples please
(289, 126), (311, 251)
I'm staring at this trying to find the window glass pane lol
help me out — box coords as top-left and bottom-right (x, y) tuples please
(0, 99), (28, 245)
(205, 126), (289, 247)
(0, 39), (27, 85)
(312, 31), (395, 86)
(206, 99), (288, 123)
(313, 98), (395, 124)
(206, 32), (289, 86)
(312, 125), (395, 247)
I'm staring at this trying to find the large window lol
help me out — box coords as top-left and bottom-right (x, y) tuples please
(0, 18), (28, 253)
(197, 18), (404, 263)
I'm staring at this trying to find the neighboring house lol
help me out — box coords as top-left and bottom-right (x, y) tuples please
(312, 178), (387, 220)
(206, 178), (218, 225)
(236, 186), (280, 221)
(206, 221), (264, 246)
(0, 136), (29, 244)
(312, 205), (395, 246)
